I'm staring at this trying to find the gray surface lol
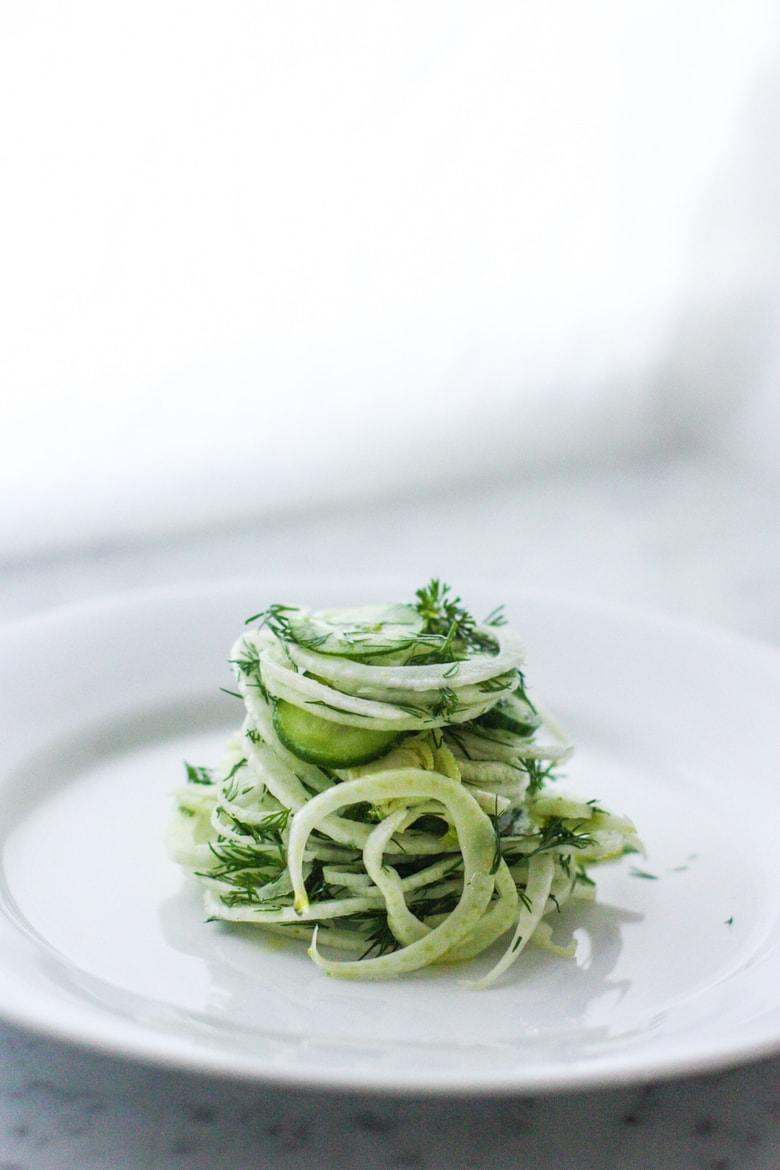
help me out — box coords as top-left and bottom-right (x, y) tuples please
(2, 1024), (779, 1170)
(1, 455), (779, 1169)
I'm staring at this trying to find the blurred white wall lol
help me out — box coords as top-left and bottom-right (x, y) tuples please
(1, 1), (778, 556)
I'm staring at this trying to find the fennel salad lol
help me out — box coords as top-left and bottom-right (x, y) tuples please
(167, 581), (640, 987)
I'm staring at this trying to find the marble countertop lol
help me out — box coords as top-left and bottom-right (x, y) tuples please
(1, 455), (779, 1169)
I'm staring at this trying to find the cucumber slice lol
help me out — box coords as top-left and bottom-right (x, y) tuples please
(281, 604), (424, 660)
(272, 700), (405, 767)
(476, 693), (541, 738)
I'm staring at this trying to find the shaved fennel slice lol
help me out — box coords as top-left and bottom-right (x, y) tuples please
(287, 769), (497, 978)
(246, 622), (526, 693)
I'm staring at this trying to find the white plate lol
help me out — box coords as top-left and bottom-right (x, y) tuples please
(1, 577), (779, 1095)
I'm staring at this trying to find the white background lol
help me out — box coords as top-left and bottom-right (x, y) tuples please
(1, 0), (778, 556)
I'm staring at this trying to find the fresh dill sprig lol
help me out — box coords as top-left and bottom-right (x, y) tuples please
(245, 602), (294, 631)
(200, 837), (287, 906)
(230, 641), (262, 677)
(220, 758), (249, 802)
(430, 686), (460, 721)
(629, 866), (659, 880)
(410, 888), (462, 921)
(524, 757), (556, 795)
(489, 813), (503, 875)
(245, 603), (331, 652)
(184, 762), (215, 785)
(477, 670), (518, 694)
(302, 860), (329, 904)
(212, 807), (291, 848)
(229, 639), (270, 700)
(244, 807), (290, 840)
(483, 604), (507, 628)
(522, 817), (594, 860)
(517, 889), (533, 914)
(412, 579), (501, 660)
(414, 579), (474, 639)
(443, 726), (473, 759)
(201, 806), (291, 907)
(351, 911), (399, 959)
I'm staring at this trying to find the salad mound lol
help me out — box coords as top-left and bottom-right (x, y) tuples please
(167, 580), (639, 986)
